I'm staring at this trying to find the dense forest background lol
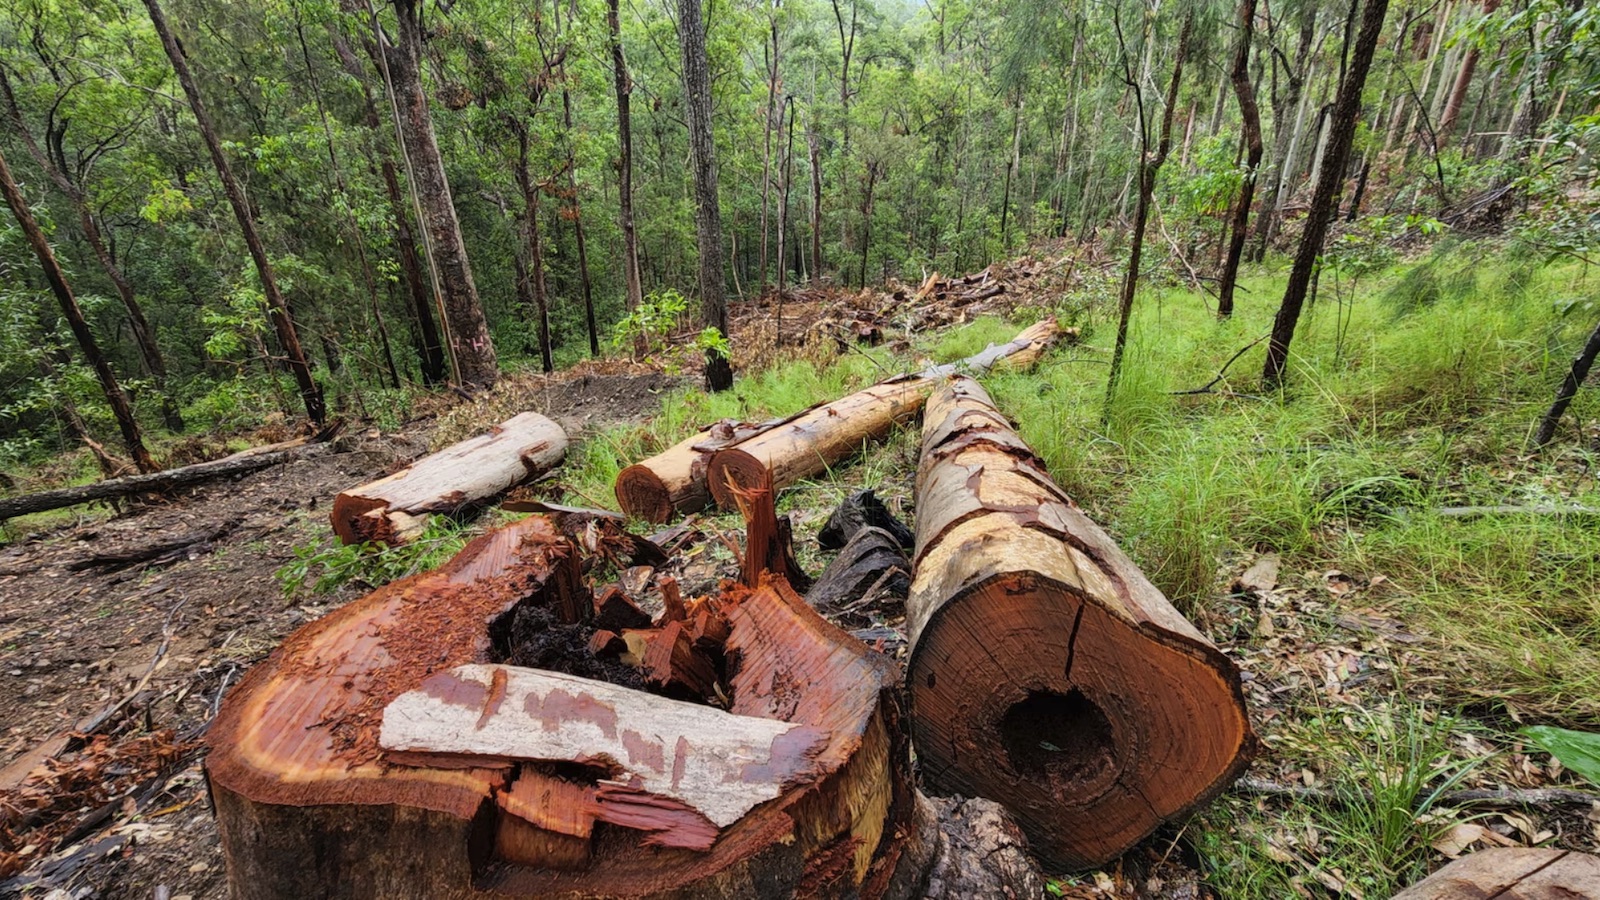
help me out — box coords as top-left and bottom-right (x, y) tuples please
(0, 0), (1595, 472)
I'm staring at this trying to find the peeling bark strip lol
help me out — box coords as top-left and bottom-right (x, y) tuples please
(615, 319), (1066, 524)
(380, 664), (829, 832)
(331, 412), (566, 546)
(905, 376), (1253, 871)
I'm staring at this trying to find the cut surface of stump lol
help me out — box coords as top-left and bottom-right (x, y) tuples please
(906, 376), (1252, 871)
(331, 411), (566, 545)
(208, 511), (920, 898)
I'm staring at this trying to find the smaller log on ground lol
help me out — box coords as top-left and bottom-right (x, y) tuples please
(705, 318), (1065, 510)
(1391, 848), (1600, 899)
(614, 418), (774, 523)
(332, 412), (566, 546)
(906, 376), (1252, 871)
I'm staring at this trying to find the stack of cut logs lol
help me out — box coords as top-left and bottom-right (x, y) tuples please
(210, 320), (1256, 898)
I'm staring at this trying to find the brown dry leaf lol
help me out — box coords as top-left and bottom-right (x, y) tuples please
(1257, 613), (1276, 638)
(1237, 554), (1281, 593)
(1324, 571), (1357, 595)
(1432, 822), (1486, 858)
(1498, 811), (1538, 841)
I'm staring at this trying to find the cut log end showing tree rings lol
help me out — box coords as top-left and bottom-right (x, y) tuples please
(331, 411), (567, 545)
(906, 376), (1253, 872)
(207, 512), (923, 898)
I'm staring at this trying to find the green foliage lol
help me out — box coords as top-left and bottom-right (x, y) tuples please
(610, 288), (690, 356)
(1521, 726), (1600, 786)
(274, 517), (473, 598)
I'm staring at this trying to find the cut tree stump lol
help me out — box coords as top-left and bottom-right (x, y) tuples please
(704, 318), (1066, 511)
(1391, 848), (1600, 899)
(331, 412), (566, 546)
(905, 376), (1252, 871)
(207, 513), (924, 898)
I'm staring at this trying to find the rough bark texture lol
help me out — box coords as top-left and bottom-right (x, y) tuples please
(1392, 848), (1600, 899)
(805, 526), (910, 614)
(385, 0), (497, 388)
(906, 376), (1253, 871)
(331, 412), (566, 545)
(1218, 0), (1263, 319)
(207, 513), (924, 898)
(1263, 0), (1389, 387)
(0, 148), (156, 474)
(915, 794), (1048, 899)
(706, 319), (1065, 510)
(142, 0), (325, 425)
(608, 0), (644, 312)
(677, 0), (734, 392)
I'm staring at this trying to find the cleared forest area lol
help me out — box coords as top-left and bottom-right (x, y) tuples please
(2, 0), (1600, 896)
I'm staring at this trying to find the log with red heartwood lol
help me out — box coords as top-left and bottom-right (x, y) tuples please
(904, 376), (1253, 871)
(331, 412), (566, 546)
(206, 512), (927, 898)
(700, 317), (1068, 513)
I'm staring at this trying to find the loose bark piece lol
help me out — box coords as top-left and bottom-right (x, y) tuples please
(332, 412), (566, 546)
(593, 585), (652, 632)
(806, 527), (910, 613)
(381, 664), (828, 831)
(0, 444), (332, 521)
(906, 376), (1252, 871)
(819, 489), (914, 551)
(1391, 848), (1600, 899)
(707, 319), (1065, 511)
(731, 466), (810, 590)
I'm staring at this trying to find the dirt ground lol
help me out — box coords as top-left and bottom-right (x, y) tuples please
(0, 371), (682, 899)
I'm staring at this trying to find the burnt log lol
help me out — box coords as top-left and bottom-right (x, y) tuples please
(905, 376), (1253, 871)
(818, 489), (913, 551)
(806, 527), (910, 614)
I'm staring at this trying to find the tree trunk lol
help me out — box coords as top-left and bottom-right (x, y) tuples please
(808, 109), (824, 280)
(1251, 8), (1318, 262)
(142, 0), (326, 424)
(514, 130), (555, 374)
(758, 6), (781, 295)
(1218, 0), (1264, 319)
(1104, 12), (1192, 412)
(677, 0), (733, 392)
(381, 0), (497, 388)
(616, 319), (1067, 524)
(331, 412), (566, 545)
(560, 84), (600, 357)
(1263, 0), (1390, 387)
(999, 95), (1023, 249)
(1438, 0), (1499, 140)
(0, 148), (156, 474)
(608, 0), (644, 312)
(905, 376), (1252, 871)
(0, 71), (183, 431)
(1533, 314), (1600, 448)
(206, 515), (924, 898)
(777, 97), (795, 300)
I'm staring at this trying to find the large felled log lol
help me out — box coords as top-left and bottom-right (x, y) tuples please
(613, 418), (774, 523)
(905, 376), (1252, 871)
(1392, 848), (1600, 899)
(704, 318), (1066, 510)
(332, 412), (566, 545)
(208, 513), (922, 898)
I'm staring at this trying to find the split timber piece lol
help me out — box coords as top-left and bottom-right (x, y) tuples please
(703, 318), (1066, 510)
(331, 411), (567, 546)
(207, 518), (925, 897)
(905, 376), (1253, 871)
(1391, 848), (1600, 899)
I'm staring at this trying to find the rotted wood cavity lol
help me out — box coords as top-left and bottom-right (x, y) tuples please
(905, 376), (1252, 871)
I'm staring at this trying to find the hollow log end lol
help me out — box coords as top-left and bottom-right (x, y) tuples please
(615, 464), (673, 524)
(707, 449), (765, 510)
(907, 572), (1252, 871)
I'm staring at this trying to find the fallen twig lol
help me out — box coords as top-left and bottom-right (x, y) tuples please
(1172, 333), (1270, 396)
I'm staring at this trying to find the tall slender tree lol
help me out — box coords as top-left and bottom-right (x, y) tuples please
(142, 0), (326, 425)
(1218, 0), (1263, 318)
(1263, 0), (1391, 387)
(0, 147), (156, 473)
(678, 0), (733, 392)
(607, 0), (644, 312)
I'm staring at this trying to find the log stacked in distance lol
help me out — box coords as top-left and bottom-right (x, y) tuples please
(331, 411), (566, 546)
(904, 376), (1253, 871)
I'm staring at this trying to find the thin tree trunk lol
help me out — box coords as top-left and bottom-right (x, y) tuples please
(758, 4), (781, 295)
(379, 0), (497, 388)
(1534, 315), (1600, 448)
(0, 71), (183, 431)
(999, 95), (1023, 250)
(1252, 8), (1318, 262)
(1219, 0), (1263, 318)
(1105, 12), (1193, 414)
(607, 0), (644, 312)
(808, 109), (823, 280)
(1263, 0), (1390, 387)
(560, 83), (600, 357)
(0, 148), (156, 473)
(777, 96), (795, 299)
(678, 0), (733, 391)
(515, 132), (555, 374)
(142, 0), (325, 424)
(1438, 0), (1498, 140)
